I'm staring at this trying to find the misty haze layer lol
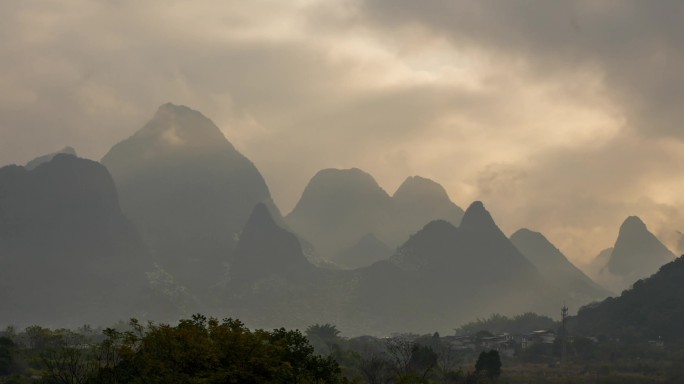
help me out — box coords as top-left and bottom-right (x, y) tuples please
(3, 1), (684, 267)
(0, 155), (173, 327)
(286, 170), (464, 268)
(595, 216), (676, 293)
(101, 104), (281, 297)
(0, 104), (675, 336)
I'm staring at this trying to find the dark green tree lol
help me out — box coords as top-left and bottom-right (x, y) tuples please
(306, 324), (342, 355)
(408, 344), (437, 381)
(475, 350), (501, 380)
(0, 337), (14, 376)
(40, 330), (98, 384)
(358, 354), (391, 384)
(92, 314), (343, 384)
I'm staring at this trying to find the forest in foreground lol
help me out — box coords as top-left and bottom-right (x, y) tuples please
(2, 311), (684, 384)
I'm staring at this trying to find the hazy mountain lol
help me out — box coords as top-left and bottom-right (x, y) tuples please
(286, 170), (464, 267)
(0, 154), (168, 328)
(222, 204), (346, 330)
(25, 146), (77, 170)
(371, 202), (563, 333)
(511, 228), (611, 301)
(101, 103), (280, 296)
(390, 220), (459, 271)
(332, 233), (393, 270)
(576, 255), (684, 342)
(228, 203), (315, 289)
(286, 168), (394, 257)
(226, 203), (406, 333)
(598, 216), (675, 292)
(213, 200), (597, 335)
(585, 247), (613, 280)
(456, 201), (539, 276)
(390, 175), (464, 244)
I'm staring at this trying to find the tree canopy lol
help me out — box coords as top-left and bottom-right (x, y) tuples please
(92, 314), (343, 384)
(475, 350), (501, 380)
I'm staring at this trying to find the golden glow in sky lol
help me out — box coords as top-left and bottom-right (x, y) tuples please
(2, 0), (684, 265)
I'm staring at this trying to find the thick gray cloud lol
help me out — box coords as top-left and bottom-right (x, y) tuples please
(1, 0), (683, 264)
(356, 0), (684, 261)
(360, 0), (684, 139)
(472, 133), (684, 263)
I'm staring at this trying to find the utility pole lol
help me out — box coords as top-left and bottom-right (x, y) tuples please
(561, 304), (568, 365)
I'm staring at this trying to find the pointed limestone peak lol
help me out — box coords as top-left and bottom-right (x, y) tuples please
(604, 216), (676, 287)
(420, 219), (458, 235)
(388, 175), (464, 241)
(305, 168), (386, 196)
(154, 102), (211, 122)
(511, 227), (610, 299)
(237, 202), (297, 257)
(510, 228), (554, 258)
(510, 228), (571, 261)
(239, 202), (292, 245)
(243, 202), (278, 233)
(619, 216), (648, 234)
(399, 219), (460, 252)
(37, 153), (117, 194)
(59, 146), (77, 155)
(25, 146), (78, 170)
(286, 167), (393, 256)
(157, 102), (196, 114)
(121, 103), (232, 153)
(511, 228), (563, 263)
(231, 202), (313, 286)
(288, 167), (390, 219)
(391, 219), (459, 269)
(459, 201), (498, 232)
(613, 216), (663, 251)
(1, 153), (123, 229)
(393, 175), (450, 203)
(511, 228), (543, 242)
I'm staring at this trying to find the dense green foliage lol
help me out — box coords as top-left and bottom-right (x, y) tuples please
(94, 315), (342, 384)
(0, 337), (14, 376)
(0, 316), (343, 384)
(5, 305), (684, 383)
(475, 350), (501, 379)
(576, 255), (684, 343)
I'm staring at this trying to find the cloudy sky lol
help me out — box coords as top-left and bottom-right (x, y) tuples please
(2, 0), (683, 265)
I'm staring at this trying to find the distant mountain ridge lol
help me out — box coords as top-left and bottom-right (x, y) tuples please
(391, 175), (464, 245)
(286, 168), (394, 259)
(25, 146), (77, 170)
(584, 247), (613, 280)
(286, 169), (464, 268)
(0, 154), (170, 328)
(511, 228), (611, 301)
(101, 103), (281, 298)
(222, 204), (344, 329)
(229, 200), (588, 334)
(229, 203), (315, 289)
(351, 202), (594, 333)
(0, 103), (634, 335)
(597, 216), (675, 292)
